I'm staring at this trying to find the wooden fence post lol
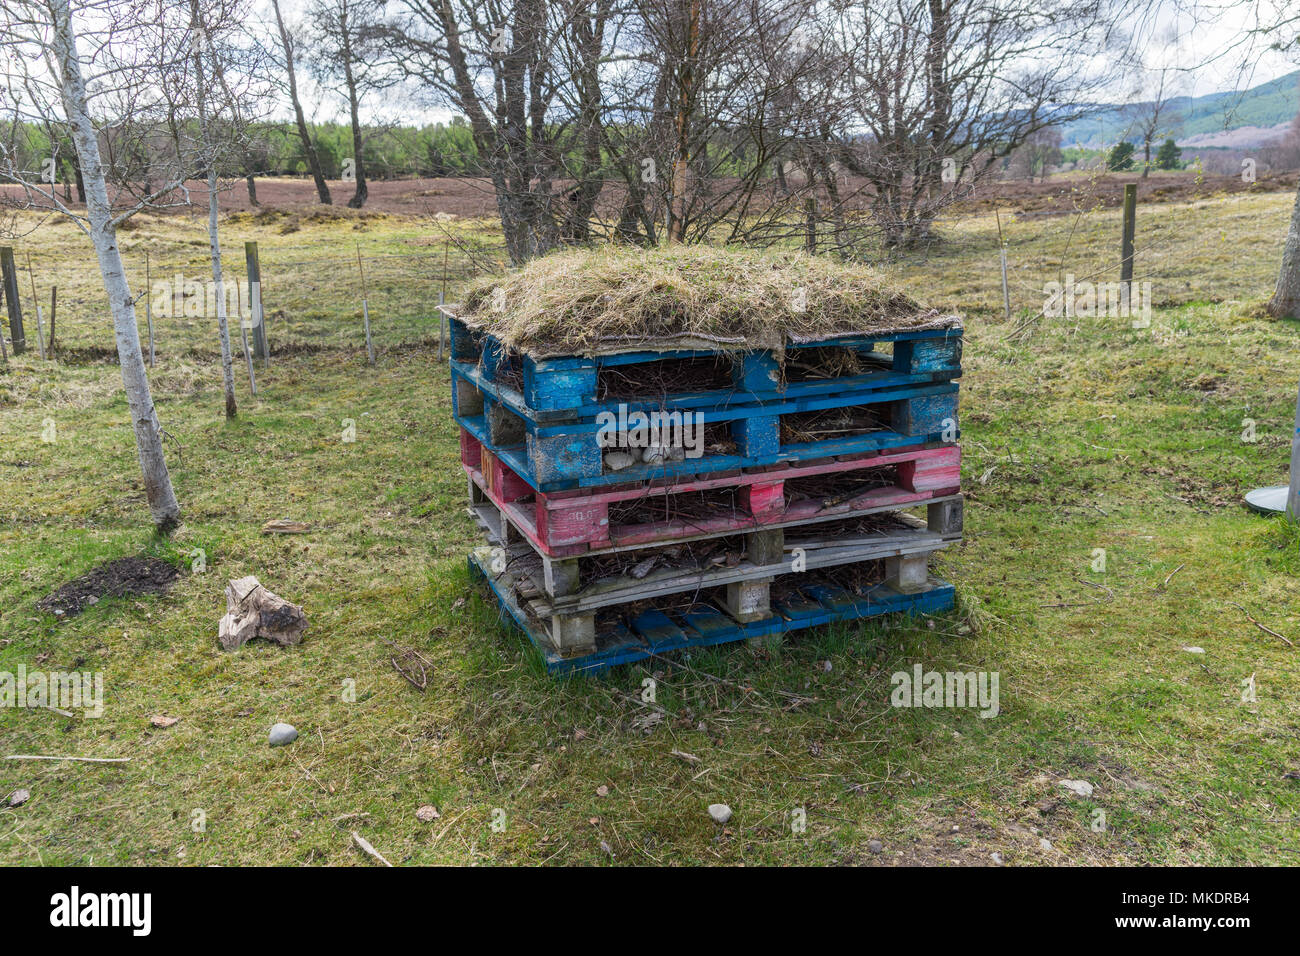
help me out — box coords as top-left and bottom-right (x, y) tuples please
(245, 241), (268, 364)
(1120, 183), (1137, 298)
(0, 247), (26, 354)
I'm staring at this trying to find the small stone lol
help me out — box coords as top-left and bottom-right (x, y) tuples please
(596, 785), (610, 797)
(8, 789), (30, 808)
(1058, 779), (1094, 798)
(416, 805), (440, 822)
(708, 803), (732, 824)
(268, 722), (298, 747)
(822, 660), (832, 672)
(604, 452), (636, 471)
(1181, 646), (1205, 654)
(1039, 838), (1053, 851)
(867, 839), (884, 854)
(990, 851), (1004, 865)
(86, 596), (99, 606)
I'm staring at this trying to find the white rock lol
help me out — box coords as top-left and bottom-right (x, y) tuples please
(1058, 779), (1094, 798)
(990, 851), (1003, 865)
(8, 789), (30, 808)
(1181, 646), (1205, 654)
(708, 803), (732, 824)
(268, 722), (298, 747)
(604, 452), (636, 471)
(1039, 838), (1053, 851)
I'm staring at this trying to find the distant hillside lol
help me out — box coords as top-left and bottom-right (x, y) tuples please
(1060, 70), (1299, 149)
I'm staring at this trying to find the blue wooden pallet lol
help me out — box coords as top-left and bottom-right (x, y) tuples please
(455, 375), (959, 493)
(467, 549), (956, 676)
(451, 327), (961, 422)
(449, 313), (962, 492)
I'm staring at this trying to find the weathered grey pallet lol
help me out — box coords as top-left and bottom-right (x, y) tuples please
(468, 506), (957, 656)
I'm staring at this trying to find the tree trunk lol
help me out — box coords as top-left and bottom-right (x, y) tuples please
(246, 170), (259, 206)
(191, 9), (238, 419)
(1268, 178), (1300, 319)
(667, 0), (700, 242)
(271, 0), (332, 205)
(209, 169), (238, 418)
(344, 55), (367, 209)
(1142, 139), (1151, 179)
(50, 0), (179, 531)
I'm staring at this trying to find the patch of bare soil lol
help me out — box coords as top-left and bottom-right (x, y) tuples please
(38, 555), (181, 618)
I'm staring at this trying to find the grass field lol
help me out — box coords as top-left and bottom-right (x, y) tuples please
(1, 183), (1299, 865)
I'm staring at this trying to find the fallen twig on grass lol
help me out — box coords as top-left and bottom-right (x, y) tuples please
(382, 640), (432, 692)
(1156, 563), (1185, 593)
(1041, 576), (1115, 609)
(351, 831), (393, 867)
(1227, 602), (1294, 647)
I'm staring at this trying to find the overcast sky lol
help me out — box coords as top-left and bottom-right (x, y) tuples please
(261, 0), (1297, 128)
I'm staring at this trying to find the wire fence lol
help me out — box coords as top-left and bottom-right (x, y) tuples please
(1, 231), (508, 361)
(1, 178), (1290, 365)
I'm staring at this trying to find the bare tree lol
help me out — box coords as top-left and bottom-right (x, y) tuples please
(270, 0), (332, 204)
(826, 0), (1134, 249)
(617, 0), (838, 247)
(306, 0), (393, 209)
(1124, 66), (1183, 178)
(1251, 5), (1300, 317)
(1, 0), (184, 531)
(1005, 126), (1063, 182)
(167, 0), (264, 417)
(387, 0), (581, 263)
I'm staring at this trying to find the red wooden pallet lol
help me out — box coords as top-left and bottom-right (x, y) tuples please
(460, 426), (960, 558)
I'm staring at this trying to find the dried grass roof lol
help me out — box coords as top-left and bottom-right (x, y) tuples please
(456, 246), (960, 358)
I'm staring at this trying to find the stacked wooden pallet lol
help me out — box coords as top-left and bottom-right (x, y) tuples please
(447, 311), (963, 675)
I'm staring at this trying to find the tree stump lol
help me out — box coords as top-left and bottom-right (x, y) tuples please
(218, 575), (308, 651)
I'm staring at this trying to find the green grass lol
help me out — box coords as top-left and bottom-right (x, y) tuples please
(1, 188), (1299, 865)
